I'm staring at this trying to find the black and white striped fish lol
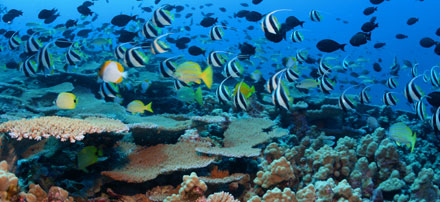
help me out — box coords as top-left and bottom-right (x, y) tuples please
(207, 51), (228, 68)
(152, 7), (173, 27)
(430, 66), (440, 87)
(266, 69), (285, 93)
(272, 77), (290, 110)
(338, 86), (356, 112)
(64, 44), (82, 72)
(291, 30), (304, 43)
(261, 9), (290, 35)
(404, 75), (423, 103)
(318, 57), (331, 75)
(142, 20), (161, 39)
(285, 68), (299, 82)
(309, 10), (323, 22)
(19, 56), (37, 77)
(411, 63), (418, 78)
(233, 82), (248, 111)
(124, 47), (148, 68)
(209, 25), (225, 40)
(319, 75), (334, 94)
(386, 77), (398, 89)
(359, 85), (371, 104)
(383, 92), (398, 106)
(8, 32), (21, 50)
(151, 33), (171, 55)
(224, 57), (243, 78)
(296, 49), (307, 63)
(342, 56), (350, 70)
(174, 79), (189, 90)
(37, 42), (53, 75)
(414, 97), (427, 121)
(114, 43), (128, 60)
(100, 82), (119, 99)
(423, 70), (430, 83)
(159, 56), (181, 78)
(431, 107), (440, 132)
(25, 34), (41, 54)
(216, 77), (231, 103)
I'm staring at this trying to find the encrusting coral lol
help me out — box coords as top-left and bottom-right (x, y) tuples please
(0, 116), (128, 143)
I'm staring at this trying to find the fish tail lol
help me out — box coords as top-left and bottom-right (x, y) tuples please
(145, 102), (153, 113)
(199, 65), (213, 89)
(340, 44), (346, 51)
(411, 132), (416, 153)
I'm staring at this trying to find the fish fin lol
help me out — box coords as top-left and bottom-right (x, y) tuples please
(145, 102), (153, 113)
(195, 87), (203, 106)
(115, 77), (123, 83)
(411, 132), (416, 153)
(340, 44), (346, 51)
(199, 65), (213, 89)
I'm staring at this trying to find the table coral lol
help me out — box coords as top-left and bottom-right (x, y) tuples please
(196, 118), (288, 158)
(0, 116), (128, 143)
(101, 142), (214, 183)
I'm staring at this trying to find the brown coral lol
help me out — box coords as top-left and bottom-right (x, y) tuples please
(101, 142), (214, 183)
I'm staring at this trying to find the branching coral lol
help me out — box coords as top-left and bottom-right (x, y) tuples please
(164, 172), (208, 202)
(0, 116), (128, 143)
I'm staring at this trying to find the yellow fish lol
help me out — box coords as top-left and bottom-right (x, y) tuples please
(234, 82), (255, 99)
(127, 100), (153, 114)
(389, 122), (416, 153)
(56, 92), (77, 109)
(174, 61), (213, 89)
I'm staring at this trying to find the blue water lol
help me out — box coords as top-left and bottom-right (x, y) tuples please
(1, 0), (439, 111)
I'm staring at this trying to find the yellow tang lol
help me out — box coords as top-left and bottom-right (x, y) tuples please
(174, 61), (213, 89)
(127, 100), (153, 114)
(234, 81), (255, 99)
(56, 92), (77, 109)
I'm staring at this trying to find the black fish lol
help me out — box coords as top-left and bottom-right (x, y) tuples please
(118, 30), (137, 43)
(44, 13), (60, 24)
(5, 31), (16, 38)
(284, 16), (305, 30)
(435, 44), (440, 56)
(82, 1), (94, 7)
(396, 34), (408, 39)
(2, 14), (18, 23)
(240, 3), (249, 7)
(111, 14), (137, 27)
(361, 22), (378, 32)
(363, 7), (377, 15)
(0, 29), (6, 35)
(188, 46), (205, 56)
(200, 16), (217, 27)
(247, 26), (254, 30)
(373, 62), (382, 72)
(245, 11), (263, 22)
(77, 29), (92, 37)
(6, 61), (19, 69)
(184, 26), (191, 31)
(316, 39), (346, 53)
(350, 32), (371, 47)
(239, 42), (256, 57)
(63, 29), (75, 40)
(374, 42), (386, 48)
(185, 13), (193, 18)
(55, 38), (73, 48)
(175, 5), (184, 12)
(7, 9), (23, 16)
(65, 19), (78, 28)
(420, 37), (437, 48)
(235, 10), (249, 18)
(142, 7), (152, 12)
(219, 7), (226, 12)
(427, 91), (440, 108)
(38, 8), (57, 19)
(407, 17), (418, 26)
(77, 4), (93, 16)
(252, 0), (263, 4)
(370, 0), (388, 4)
(436, 28), (440, 37)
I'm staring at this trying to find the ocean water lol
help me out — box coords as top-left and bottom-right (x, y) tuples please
(0, 0), (439, 201)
